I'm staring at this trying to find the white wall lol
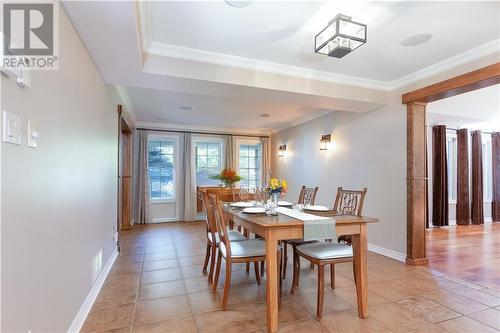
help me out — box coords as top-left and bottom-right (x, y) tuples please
(1, 8), (120, 332)
(271, 93), (408, 257)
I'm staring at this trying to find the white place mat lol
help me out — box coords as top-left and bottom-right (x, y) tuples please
(276, 207), (336, 241)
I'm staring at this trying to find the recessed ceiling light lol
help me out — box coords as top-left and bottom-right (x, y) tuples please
(180, 105), (192, 111)
(225, 0), (252, 8)
(260, 113), (270, 118)
(401, 33), (432, 47)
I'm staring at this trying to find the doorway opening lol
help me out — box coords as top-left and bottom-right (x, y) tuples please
(118, 105), (133, 233)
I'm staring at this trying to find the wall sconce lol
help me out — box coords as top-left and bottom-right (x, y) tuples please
(278, 144), (287, 157)
(320, 134), (331, 150)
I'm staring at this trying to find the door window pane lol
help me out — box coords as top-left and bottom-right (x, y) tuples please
(148, 140), (175, 200)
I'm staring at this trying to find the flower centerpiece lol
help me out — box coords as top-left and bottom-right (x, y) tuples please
(266, 178), (287, 214)
(210, 168), (242, 188)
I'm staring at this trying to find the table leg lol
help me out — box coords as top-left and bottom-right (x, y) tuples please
(265, 230), (279, 333)
(352, 224), (368, 318)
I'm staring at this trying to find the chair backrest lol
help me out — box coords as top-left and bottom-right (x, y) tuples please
(202, 191), (218, 241)
(211, 194), (232, 258)
(333, 187), (368, 216)
(298, 185), (319, 205)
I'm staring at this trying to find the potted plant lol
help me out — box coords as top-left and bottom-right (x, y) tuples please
(210, 168), (242, 188)
(266, 178), (287, 213)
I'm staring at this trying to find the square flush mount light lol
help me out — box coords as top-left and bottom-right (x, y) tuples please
(315, 14), (367, 58)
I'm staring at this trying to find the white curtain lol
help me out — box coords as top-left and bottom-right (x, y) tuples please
(182, 133), (197, 221)
(224, 134), (234, 170)
(261, 137), (272, 187)
(136, 130), (151, 224)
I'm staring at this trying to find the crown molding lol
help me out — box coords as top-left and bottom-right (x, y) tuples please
(137, 7), (498, 93)
(135, 121), (272, 136)
(136, 1), (151, 51)
(115, 85), (137, 125)
(271, 110), (335, 134)
(146, 41), (390, 91)
(387, 39), (500, 90)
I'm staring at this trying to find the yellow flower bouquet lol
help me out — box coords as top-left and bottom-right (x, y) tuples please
(267, 178), (287, 195)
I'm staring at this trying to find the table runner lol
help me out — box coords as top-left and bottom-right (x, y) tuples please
(276, 207), (336, 241)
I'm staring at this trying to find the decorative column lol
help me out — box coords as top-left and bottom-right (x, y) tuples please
(405, 102), (429, 266)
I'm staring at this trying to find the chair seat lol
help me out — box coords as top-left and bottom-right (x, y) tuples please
(296, 242), (353, 260)
(208, 230), (246, 244)
(220, 239), (266, 258)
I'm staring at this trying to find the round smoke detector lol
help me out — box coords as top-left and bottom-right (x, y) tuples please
(401, 33), (432, 47)
(225, 0), (253, 8)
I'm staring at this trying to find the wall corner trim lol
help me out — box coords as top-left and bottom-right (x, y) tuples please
(368, 243), (406, 263)
(67, 247), (119, 333)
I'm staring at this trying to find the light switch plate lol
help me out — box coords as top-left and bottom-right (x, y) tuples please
(2, 111), (21, 145)
(27, 120), (38, 148)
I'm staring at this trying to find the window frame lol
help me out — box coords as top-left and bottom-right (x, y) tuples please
(234, 138), (263, 189)
(192, 136), (225, 187)
(482, 134), (493, 203)
(446, 132), (457, 204)
(148, 134), (179, 204)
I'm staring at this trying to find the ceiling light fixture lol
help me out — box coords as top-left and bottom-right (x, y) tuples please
(401, 33), (432, 47)
(180, 106), (192, 110)
(315, 14), (367, 58)
(224, 0), (252, 8)
(260, 113), (270, 118)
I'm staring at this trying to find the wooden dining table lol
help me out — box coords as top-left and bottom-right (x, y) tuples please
(223, 205), (379, 333)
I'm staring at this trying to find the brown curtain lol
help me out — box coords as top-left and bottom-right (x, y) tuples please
(456, 129), (470, 225)
(471, 130), (484, 225)
(492, 132), (500, 222)
(432, 125), (448, 227)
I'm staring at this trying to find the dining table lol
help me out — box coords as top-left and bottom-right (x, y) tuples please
(223, 204), (379, 333)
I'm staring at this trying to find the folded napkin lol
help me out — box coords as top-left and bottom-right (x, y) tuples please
(276, 207), (336, 241)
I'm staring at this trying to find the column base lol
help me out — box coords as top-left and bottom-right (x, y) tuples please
(406, 257), (429, 266)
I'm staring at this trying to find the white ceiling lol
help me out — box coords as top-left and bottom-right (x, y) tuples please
(62, 1), (500, 132)
(427, 84), (500, 131)
(127, 86), (332, 131)
(149, 1), (500, 82)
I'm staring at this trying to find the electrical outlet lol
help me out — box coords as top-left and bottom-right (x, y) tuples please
(92, 249), (103, 283)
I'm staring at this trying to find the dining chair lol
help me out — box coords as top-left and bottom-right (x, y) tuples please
(211, 194), (282, 309)
(282, 185), (319, 279)
(201, 192), (246, 284)
(290, 187), (368, 318)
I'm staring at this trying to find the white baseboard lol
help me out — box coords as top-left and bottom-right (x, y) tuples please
(151, 217), (179, 223)
(368, 243), (406, 263)
(67, 247), (119, 333)
(448, 220), (457, 226)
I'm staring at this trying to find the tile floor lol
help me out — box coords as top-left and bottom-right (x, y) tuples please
(82, 222), (500, 333)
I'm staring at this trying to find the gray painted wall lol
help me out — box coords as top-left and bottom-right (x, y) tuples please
(1, 9), (120, 332)
(271, 98), (408, 255)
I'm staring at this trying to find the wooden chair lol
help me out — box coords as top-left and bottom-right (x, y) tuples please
(211, 194), (282, 309)
(201, 192), (246, 284)
(282, 185), (319, 279)
(290, 187), (367, 318)
(298, 185), (319, 206)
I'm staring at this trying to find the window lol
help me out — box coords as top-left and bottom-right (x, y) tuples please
(148, 138), (176, 200)
(195, 140), (223, 186)
(446, 134), (457, 202)
(238, 142), (261, 189)
(483, 135), (493, 202)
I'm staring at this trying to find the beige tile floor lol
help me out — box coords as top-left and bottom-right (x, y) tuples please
(82, 222), (500, 333)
